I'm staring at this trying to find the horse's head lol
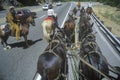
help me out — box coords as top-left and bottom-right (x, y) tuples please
(86, 7), (93, 15)
(72, 7), (77, 15)
(68, 13), (77, 21)
(26, 15), (35, 26)
(81, 7), (85, 13)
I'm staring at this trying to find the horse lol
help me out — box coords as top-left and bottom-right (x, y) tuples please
(78, 50), (109, 80)
(86, 7), (93, 15)
(80, 7), (91, 20)
(72, 7), (77, 15)
(41, 16), (56, 43)
(78, 7), (93, 41)
(34, 31), (68, 80)
(63, 14), (76, 46)
(15, 13), (37, 26)
(0, 14), (35, 50)
(78, 12), (94, 41)
(78, 32), (109, 80)
(77, 1), (81, 9)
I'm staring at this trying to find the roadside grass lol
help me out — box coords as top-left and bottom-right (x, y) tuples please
(93, 4), (120, 37)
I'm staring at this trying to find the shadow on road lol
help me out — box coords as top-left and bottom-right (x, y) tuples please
(9, 38), (43, 49)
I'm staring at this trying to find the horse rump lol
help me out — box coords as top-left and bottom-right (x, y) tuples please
(37, 52), (65, 80)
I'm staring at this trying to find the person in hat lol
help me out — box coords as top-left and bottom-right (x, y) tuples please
(6, 6), (20, 40)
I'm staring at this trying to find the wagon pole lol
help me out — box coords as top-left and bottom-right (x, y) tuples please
(72, 51), (79, 80)
(74, 17), (80, 49)
(70, 55), (78, 80)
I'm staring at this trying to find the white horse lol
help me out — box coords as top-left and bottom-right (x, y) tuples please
(41, 17), (55, 42)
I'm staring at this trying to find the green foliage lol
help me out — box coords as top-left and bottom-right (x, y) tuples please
(17, 0), (38, 6)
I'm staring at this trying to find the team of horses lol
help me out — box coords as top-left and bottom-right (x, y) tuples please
(35, 6), (120, 80)
(0, 4), (119, 80)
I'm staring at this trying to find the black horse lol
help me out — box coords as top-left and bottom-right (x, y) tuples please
(80, 33), (102, 53)
(34, 31), (68, 80)
(78, 7), (93, 41)
(78, 33), (109, 80)
(78, 17), (94, 41)
(79, 50), (109, 80)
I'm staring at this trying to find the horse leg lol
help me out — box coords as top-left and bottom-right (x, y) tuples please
(1, 36), (11, 50)
(31, 19), (35, 26)
(23, 35), (29, 47)
(1, 40), (6, 49)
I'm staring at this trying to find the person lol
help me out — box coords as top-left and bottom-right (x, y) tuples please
(88, 1), (92, 8)
(47, 4), (63, 32)
(47, 5), (64, 41)
(6, 6), (20, 40)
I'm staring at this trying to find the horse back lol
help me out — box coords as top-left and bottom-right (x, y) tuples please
(42, 20), (54, 33)
(37, 52), (62, 79)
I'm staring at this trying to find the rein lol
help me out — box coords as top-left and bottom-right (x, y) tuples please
(43, 40), (60, 58)
(81, 34), (95, 42)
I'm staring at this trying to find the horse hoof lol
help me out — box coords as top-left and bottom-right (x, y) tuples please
(7, 45), (11, 49)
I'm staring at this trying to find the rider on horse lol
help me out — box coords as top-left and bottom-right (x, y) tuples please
(6, 6), (20, 40)
(47, 4), (62, 33)
(88, 1), (92, 8)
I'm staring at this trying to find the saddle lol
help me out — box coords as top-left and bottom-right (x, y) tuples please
(44, 16), (55, 21)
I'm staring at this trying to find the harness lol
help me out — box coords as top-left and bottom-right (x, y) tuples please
(67, 53), (111, 80)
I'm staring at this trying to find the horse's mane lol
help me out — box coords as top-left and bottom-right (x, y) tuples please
(42, 20), (53, 26)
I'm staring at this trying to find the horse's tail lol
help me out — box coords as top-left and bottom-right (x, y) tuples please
(42, 69), (48, 80)
(42, 21), (50, 42)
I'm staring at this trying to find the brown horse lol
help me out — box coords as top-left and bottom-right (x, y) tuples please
(86, 7), (93, 15)
(63, 14), (76, 46)
(77, 1), (81, 9)
(34, 32), (68, 80)
(0, 14), (35, 50)
(72, 7), (77, 15)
